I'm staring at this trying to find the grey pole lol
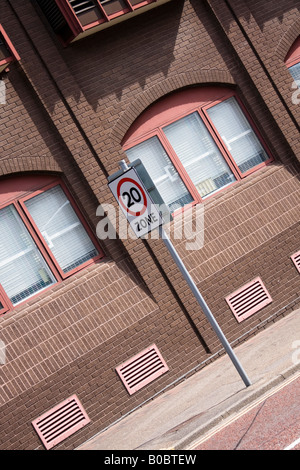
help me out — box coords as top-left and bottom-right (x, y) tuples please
(119, 160), (129, 172)
(159, 225), (252, 388)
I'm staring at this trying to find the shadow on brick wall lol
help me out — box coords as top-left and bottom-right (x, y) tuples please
(190, 0), (300, 177)
(60, 1), (184, 110)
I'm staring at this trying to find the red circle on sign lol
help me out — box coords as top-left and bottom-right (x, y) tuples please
(117, 177), (147, 217)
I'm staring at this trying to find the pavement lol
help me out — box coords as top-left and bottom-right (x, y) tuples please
(77, 308), (300, 451)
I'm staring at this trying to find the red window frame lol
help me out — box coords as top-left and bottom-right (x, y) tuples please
(122, 88), (273, 213)
(19, 180), (103, 280)
(285, 36), (300, 69)
(127, 129), (201, 212)
(55, 0), (108, 36)
(202, 92), (273, 178)
(0, 24), (20, 73)
(0, 177), (104, 313)
(0, 284), (12, 316)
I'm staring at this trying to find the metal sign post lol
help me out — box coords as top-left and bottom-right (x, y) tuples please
(158, 225), (251, 387)
(108, 161), (251, 388)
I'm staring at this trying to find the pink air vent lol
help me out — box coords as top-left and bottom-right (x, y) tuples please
(116, 344), (169, 395)
(226, 277), (272, 323)
(291, 251), (300, 273)
(32, 395), (90, 450)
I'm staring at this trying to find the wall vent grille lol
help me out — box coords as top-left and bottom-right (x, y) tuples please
(116, 344), (169, 395)
(291, 251), (300, 273)
(226, 277), (272, 323)
(32, 395), (90, 450)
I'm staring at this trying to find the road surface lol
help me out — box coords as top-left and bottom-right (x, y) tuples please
(191, 373), (300, 450)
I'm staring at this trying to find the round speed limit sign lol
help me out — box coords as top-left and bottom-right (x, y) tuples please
(117, 177), (147, 217)
(108, 167), (163, 238)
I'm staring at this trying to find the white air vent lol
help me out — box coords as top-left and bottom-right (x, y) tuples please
(226, 277), (272, 323)
(32, 395), (90, 450)
(116, 344), (169, 395)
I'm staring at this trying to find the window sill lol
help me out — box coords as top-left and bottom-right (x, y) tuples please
(0, 255), (107, 323)
(202, 161), (278, 210)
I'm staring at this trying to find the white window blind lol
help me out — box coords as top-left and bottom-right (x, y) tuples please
(126, 136), (193, 212)
(24, 186), (99, 274)
(163, 112), (236, 198)
(207, 97), (269, 173)
(289, 63), (300, 84)
(69, 0), (96, 16)
(0, 205), (56, 305)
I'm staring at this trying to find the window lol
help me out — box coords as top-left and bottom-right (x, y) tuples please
(0, 177), (103, 312)
(67, 0), (165, 22)
(123, 136), (194, 213)
(285, 36), (300, 84)
(123, 88), (273, 213)
(0, 24), (20, 73)
(0, 204), (57, 306)
(35, 0), (171, 45)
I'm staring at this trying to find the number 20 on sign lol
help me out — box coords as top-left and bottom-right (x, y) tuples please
(108, 168), (163, 238)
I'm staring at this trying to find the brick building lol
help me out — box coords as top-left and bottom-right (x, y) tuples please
(0, 0), (299, 450)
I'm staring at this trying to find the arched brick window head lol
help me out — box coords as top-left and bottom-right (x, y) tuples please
(122, 87), (273, 214)
(285, 36), (300, 83)
(0, 175), (104, 315)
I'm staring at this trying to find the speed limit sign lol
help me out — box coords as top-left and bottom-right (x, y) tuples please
(108, 167), (163, 238)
